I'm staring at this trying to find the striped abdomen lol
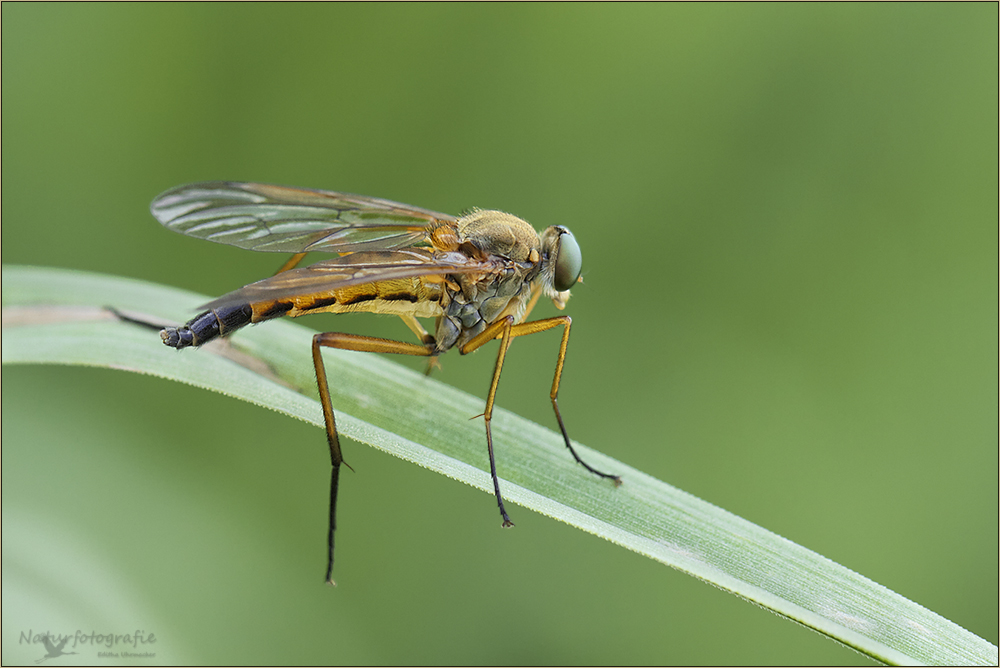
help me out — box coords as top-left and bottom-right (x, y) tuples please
(160, 303), (256, 349)
(161, 277), (445, 349)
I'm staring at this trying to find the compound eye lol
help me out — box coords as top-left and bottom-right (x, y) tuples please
(553, 229), (582, 292)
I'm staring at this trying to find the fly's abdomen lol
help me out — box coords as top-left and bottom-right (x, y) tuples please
(161, 303), (254, 349)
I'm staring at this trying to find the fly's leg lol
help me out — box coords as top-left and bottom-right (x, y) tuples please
(105, 306), (170, 332)
(399, 314), (435, 345)
(312, 332), (435, 585)
(275, 252), (308, 274)
(460, 317), (518, 526)
(519, 283), (545, 323)
(518, 316), (621, 485)
(398, 314), (441, 375)
(460, 315), (622, 528)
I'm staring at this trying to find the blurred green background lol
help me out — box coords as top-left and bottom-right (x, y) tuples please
(3, 4), (996, 665)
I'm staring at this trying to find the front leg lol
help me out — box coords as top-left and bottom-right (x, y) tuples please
(459, 315), (622, 531)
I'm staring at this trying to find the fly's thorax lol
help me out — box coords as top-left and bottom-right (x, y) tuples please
(432, 212), (583, 351)
(434, 257), (537, 352)
(456, 209), (540, 263)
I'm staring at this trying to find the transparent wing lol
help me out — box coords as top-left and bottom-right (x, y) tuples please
(200, 249), (489, 310)
(151, 181), (458, 253)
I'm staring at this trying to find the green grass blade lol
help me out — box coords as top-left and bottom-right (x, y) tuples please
(3, 265), (996, 666)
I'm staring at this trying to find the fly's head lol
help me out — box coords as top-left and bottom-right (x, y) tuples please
(455, 209), (582, 309)
(539, 225), (582, 310)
